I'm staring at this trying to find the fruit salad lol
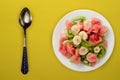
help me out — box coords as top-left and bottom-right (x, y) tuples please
(59, 16), (108, 66)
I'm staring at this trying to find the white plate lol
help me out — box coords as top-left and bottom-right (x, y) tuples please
(52, 9), (114, 72)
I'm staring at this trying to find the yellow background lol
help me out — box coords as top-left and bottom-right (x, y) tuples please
(0, 0), (119, 80)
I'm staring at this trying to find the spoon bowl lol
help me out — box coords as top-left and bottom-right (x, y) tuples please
(19, 7), (32, 29)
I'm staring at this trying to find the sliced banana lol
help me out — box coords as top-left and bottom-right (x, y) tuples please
(71, 25), (80, 34)
(62, 40), (69, 45)
(73, 35), (81, 46)
(79, 31), (88, 40)
(79, 46), (89, 55)
(84, 20), (92, 27)
(94, 46), (101, 53)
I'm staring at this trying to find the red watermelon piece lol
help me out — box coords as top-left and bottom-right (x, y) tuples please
(65, 53), (72, 58)
(59, 44), (72, 58)
(83, 25), (91, 32)
(91, 24), (101, 33)
(91, 18), (101, 25)
(77, 21), (83, 30)
(66, 42), (73, 50)
(65, 20), (72, 29)
(88, 33), (102, 45)
(59, 33), (67, 44)
(103, 40), (108, 48)
(87, 53), (98, 62)
(66, 42), (75, 55)
(70, 55), (81, 64)
(99, 25), (108, 36)
(69, 47), (75, 55)
(75, 49), (79, 56)
(91, 61), (97, 66)
(59, 44), (67, 55)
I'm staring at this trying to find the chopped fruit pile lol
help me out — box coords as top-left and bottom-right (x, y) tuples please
(59, 16), (108, 66)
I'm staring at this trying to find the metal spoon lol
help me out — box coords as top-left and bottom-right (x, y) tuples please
(19, 7), (32, 74)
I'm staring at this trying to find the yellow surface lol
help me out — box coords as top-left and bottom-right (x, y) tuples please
(0, 0), (119, 80)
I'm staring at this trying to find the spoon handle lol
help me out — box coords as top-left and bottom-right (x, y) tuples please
(21, 30), (28, 74)
(21, 47), (28, 74)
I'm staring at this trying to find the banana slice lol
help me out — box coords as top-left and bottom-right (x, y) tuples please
(71, 25), (80, 34)
(79, 46), (89, 55)
(73, 35), (81, 46)
(79, 31), (88, 40)
(94, 46), (101, 53)
(62, 40), (69, 45)
(84, 20), (92, 27)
